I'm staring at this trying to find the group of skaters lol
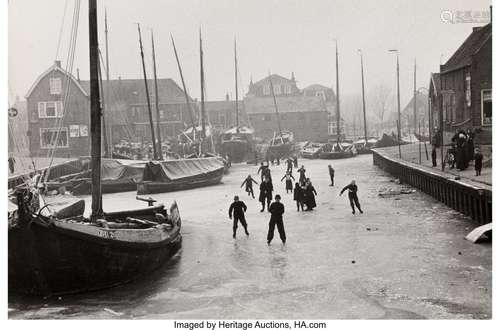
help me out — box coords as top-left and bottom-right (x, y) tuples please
(432, 128), (484, 176)
(230, 157), (363, 245)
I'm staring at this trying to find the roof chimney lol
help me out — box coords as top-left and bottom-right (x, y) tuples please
(55, 60), (61, 68)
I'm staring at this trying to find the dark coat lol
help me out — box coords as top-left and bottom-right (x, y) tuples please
(474, 153), (483, 170)
(304, 185), (317, 209)
(259, 181), (273, 202)
(269, 201), (285, 219)
(229, 200), (247, 218)
(293, 186), (305, 202)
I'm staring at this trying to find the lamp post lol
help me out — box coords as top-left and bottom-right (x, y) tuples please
(389, 49), (401, 158)
(358, 49), (368, 146)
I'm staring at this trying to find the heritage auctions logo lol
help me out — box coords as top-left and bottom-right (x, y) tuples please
(440, 10), (490, 24)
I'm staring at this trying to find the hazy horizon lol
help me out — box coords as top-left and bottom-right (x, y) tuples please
(9, 0), (491, 114)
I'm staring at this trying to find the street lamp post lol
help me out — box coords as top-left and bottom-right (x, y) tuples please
(389, 49), (401, 158)
(358, 49), (368, 146)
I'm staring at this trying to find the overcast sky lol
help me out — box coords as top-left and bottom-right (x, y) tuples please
(9, 0), (491, 108)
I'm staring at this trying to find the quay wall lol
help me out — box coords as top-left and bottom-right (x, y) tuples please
(372, 150), (492, 225)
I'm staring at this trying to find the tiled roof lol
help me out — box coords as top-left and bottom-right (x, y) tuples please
(252, 74), (294, 87)
(244, 95), (326, 114)
(441, 23), (491, 73)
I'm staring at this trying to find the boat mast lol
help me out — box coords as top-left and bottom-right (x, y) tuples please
(89, 0), (102, 220)
(234, 39), (239, 132)
(136, 23), (158, 160)
(104, 9), (112, 157)
(335, 40), (340, 142)
(151, 30), (163, 160)
(267, 73), (283, 143)
(170, 34), (197, 141)
(98, 57), (108, 157)
(359, 49), (368, 144)
(199, 29), (206, 149)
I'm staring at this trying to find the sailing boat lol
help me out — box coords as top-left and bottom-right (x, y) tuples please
(220, 40), (255, 163)
(265, 73), (294, 161)
(8, 1), (181, 296)
(319, 41), (356, 159)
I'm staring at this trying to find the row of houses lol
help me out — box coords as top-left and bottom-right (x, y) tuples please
(429, 22), (492, 145)
(21, 62), (341, 157)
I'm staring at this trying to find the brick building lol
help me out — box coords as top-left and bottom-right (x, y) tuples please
(26, 61), (196, 157)
(439, 22), (492, 144)
(204, 94), (245, 130)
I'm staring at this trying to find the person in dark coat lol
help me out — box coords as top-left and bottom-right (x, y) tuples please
(431, 145), (437, 167)
(280, 171), (295, 193)
(286, 158), (293, 172)
(267, 194), (286, 245)
(453, 130), (467, 170)
(257, 162), (268, 181)
(304, 179), (317, 211)
(328, 165), (335, 186)
(293, 156), (298, 168)
(259, 177), (273, 212)
(297, 165), (306, 185)
(293, 182), (305, 211)
(340, 180), (363, 214)
(466, 128), (475, 163)
(474, 148), (483, 176)
(228, 196), (249, 238)
(241, 175), (258, 198)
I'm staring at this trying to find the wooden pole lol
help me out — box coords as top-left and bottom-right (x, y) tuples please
(440, 93), (445, 171)
(413, 58), (417, 138)
(359, 50), (368, 146)
(151, 30), (163, 160)
(199, 29), (206, 146)
(89, 0), (102, 219)
(418, 121), (422, 164)
(234, 39), (239, 132)
(171, 34), (197, 139)
(397, 120), (402, 159)
(136, 23), (157, 160)
(335, 40), (340, 142)
(268, 72), (283, 141)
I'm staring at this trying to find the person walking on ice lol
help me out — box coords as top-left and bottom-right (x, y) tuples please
(267, 194), (286, 245)
(340, 180), (363, 214)
(241, 175), (258, 198)
(280, 170), (295, 194)
(228, 196), (249, 238)
(328, 165), (335, 186)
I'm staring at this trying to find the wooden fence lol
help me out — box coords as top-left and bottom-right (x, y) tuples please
(373, 150), (492, 225)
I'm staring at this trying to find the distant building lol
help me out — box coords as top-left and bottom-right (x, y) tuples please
(25, 61), (196, 157)
(244, 74), (330, 142)
(439, 22), (491, 144)
(302, 84), (343, 140)
(428, 72), (441, 133)
(401, 91), (429, 135)
(204, 94), (245, 130)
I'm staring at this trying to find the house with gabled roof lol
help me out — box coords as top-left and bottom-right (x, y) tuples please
(439, 22), (491, 144)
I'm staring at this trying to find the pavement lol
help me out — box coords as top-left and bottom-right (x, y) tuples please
(376, 144), (492, 187)
(8, 155), (491, 319)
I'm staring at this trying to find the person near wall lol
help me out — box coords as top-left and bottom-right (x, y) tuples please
(474, 148), (483, 176)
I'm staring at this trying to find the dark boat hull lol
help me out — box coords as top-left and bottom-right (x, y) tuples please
(137, 168), (224, 195)
(318, 151), (356, 159)
(221, 140), (253, 163)
(8, 210), (182, 296)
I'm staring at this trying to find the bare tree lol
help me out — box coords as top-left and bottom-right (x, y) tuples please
(371, 83), (391, 124)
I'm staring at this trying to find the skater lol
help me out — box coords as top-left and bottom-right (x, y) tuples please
(228, 196), (249, 238)
(286, 158), (293, 172)
(293, 182), (305, 211)
(293, 155), (298, 168)
(474, 148), (483, 176)
(340, 180), (363, 214)
(259, 177), (274, 212)
(431, 145), (437, 167)
(328, 165), (335, 186)
(280, 171), (295, 193)
(267, 194), (286, 245)
(297, 165), (306, 185)
(304, 179), (317, 211)
(257, 162), (269, 181)
(241, 175), (258, 198)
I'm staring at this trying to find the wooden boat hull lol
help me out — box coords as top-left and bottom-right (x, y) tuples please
(137, 168), (224, 195)
(9, 204), (182, 297)
(221, 140), (253, 163)
(318, 151), (356, 159)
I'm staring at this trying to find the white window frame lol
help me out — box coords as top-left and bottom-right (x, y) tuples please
(481, 89), (492, 126)
(38, 101), (63, 118)
(49, 77), (62, 95)
(40, 127), (69, 149)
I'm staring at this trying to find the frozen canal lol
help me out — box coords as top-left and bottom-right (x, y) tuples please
(9, 155), (491, 319)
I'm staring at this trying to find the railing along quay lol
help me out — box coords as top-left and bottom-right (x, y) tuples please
(373, 150), (492, 225)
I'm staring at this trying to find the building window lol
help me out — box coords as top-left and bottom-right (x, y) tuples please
(40, 127), (68, 148)
(38, 101), (63, 118)
(49, 78), (62, 95)
(274, 85), (281, 95)
(284, 85), (292, 95)
(481, 89), (492, 126)
(328, 121), (336, 135)
(465, 73), (471, 107)
(263, 84), (271, 96)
